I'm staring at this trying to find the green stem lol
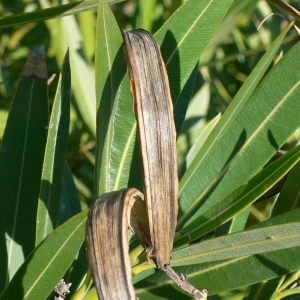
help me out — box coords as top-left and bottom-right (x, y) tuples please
(130, 244), (145, 266)
(70, 270), (93, 300)
(277, 271), (300, 293)
(132, 262), (156, 276)
(272, 287), (300, 300)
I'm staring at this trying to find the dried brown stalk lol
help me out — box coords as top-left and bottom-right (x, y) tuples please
(163, 265), (208, 300)
(86, 188), (151, 300)
(86, 29), (207, 300)
(266, 0), (300, 21)
(122, 29), (207, 299)
(122, 29), (178, 269)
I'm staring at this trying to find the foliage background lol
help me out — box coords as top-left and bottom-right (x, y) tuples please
(1, 0), (300, 299)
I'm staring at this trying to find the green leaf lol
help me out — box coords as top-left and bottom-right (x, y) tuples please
(177, 22), (297, 230)
(100, 0), (234, 194)
(246, 277), (282, 300)
(171, 223), (300, 266)
(135, 0), (157, 32)
(179, 113), (221, 177)
(215, 206), (250, 236)
(0, 46), (48, 291)
(65, 244), (88, 298)
(0, 211), (87, 300)
(59, 162), (82, 225)
(39, 0), (96, 137)
(174, 144), (300, 247)
(95, 0), (127, 196)
(155, 0), (235, 102)
(174, 64), (199, 136)
(0, 0), (125, 29)
(249, 159), (300, 300)
(78, 10), (96, 60)
(271, 160), (300, 217)
(36, 49), (71, 245)
(134, 208), (300, 298)
(60, 15), (96, 137)
(200, 0), (260, 64)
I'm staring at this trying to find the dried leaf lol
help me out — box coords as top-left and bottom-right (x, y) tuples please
(86, 188), (150, 300)
(267, 0), (300, 20)
(122, 29), (178, 269)
(22, 45), (47, 80)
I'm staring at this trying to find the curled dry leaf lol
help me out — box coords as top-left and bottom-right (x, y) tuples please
(122, 29), (178, 269)
(86, 29), (207, 300)
(122, 29), (207, 299)
(86, 188), (151, 300)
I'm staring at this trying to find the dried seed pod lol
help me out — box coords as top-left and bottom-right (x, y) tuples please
(122, 29), (178, 269)
(53, 279), (72, 300)
(86, 188), (151, 300)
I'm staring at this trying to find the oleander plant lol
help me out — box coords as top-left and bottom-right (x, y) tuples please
(1, 0), (300, 299)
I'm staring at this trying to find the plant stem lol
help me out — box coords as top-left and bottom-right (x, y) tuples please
(130, 244), (145, 266)
(132, 262), (156, 276)
(70, 270), (93, 300)
(272, 287), (300, 300)
(277, 271), (300, 292)
(162, 264), (208, 299)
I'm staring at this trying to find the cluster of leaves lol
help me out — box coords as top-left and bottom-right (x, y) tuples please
(0, 0), (300, 299)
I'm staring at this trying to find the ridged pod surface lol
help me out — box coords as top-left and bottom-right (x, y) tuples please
(122, 29), (178, 269)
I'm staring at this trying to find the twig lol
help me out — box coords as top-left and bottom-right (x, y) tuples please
(163, 265), (208, 299)
(257, 12), (288, 30)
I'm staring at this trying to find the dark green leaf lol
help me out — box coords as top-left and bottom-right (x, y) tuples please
(134, 208), (300, 298)
(59, 162), (82, 225)
(36, 49), (71, 245)
(177, 23), (298, 230)
(271, 161), (300, 217)
(174, 144), (300, 247)
(102, 0), (235, 195)
(94, 0), (127, 196)
(0, 0), (125, 29)
(0, 46), (48, 291)
(0, 211), (87, 300)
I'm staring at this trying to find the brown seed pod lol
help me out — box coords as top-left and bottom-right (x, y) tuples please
(122, 29), (179, 269)
(86, 188), (151, 300)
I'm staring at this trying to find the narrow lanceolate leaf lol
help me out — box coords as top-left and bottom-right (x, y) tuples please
(0, 46), (48, 291)
(0, 211), (87, 300)
(179, 113), (221, 177)
(106, 0), (234, 195)
(174, 144), (300, 247)
(122, 30), (178, 269)
(271, 160), (300, 217)
(177, 24), (300, 230)
(0, 0), (125, 28)
(135, 209), (300, 298)
(95, 0), (127, 196)
(173, 63), (199, 136)
(59, 162), (82, 225)
(86, 189), (151, 300)
(172, 223), (300, 266)
(60, 16), (96, 137)
(36, 49), (71, 245)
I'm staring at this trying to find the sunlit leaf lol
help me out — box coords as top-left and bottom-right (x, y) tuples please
(0, 46), (48, 291)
